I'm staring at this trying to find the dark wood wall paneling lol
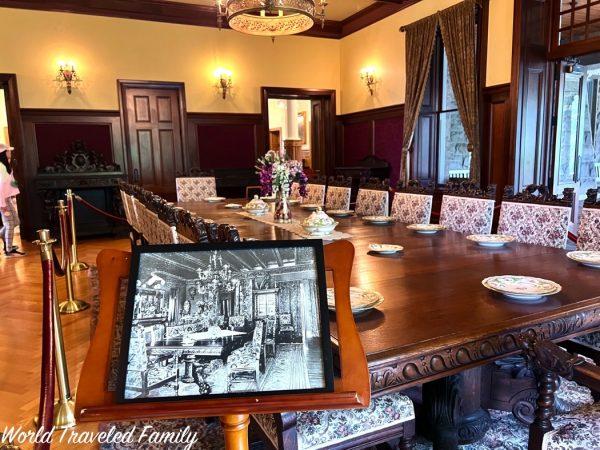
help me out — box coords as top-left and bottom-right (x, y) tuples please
(337, 105), (405, 185)
(186, 112), (264, 170)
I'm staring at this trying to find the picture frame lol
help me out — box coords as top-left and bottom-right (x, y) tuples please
(117, 240), (334, 404)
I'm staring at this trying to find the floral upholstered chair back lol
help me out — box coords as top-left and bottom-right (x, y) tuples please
(577, 189), (600, 251)
(304, 183), (326, 205)
(355, 189), (389, 216)
(439, 182), (497, 235)
(498, 185), (574, 249)
(391, 181), (434, 224)
(175, 177), (217, 202)
(325, 186), (352, 210)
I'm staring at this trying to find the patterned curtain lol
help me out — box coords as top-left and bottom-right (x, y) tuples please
(400, 15), (438, 185)
(438, 0), (482, 181)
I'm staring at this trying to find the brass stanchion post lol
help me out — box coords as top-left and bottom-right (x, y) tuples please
(66, 189), (88, 272)
(57, 200), (89, 314)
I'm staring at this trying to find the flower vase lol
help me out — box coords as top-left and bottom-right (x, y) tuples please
(274, 192), (292, 223)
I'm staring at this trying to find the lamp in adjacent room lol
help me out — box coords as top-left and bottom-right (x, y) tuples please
(56, 62), (81, 95)
(214, 68), (233, 99)
(360, 67), (377, 96)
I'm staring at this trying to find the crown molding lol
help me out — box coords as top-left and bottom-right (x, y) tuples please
(0, 0), (421, 39)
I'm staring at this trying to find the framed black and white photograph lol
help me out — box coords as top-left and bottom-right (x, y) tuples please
(117, 240), (334, 403)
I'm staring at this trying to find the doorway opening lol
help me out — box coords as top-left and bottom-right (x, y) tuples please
(551, 58), (600, 198)
(0, 74), (24, 236)
(261, 87), (336, 176)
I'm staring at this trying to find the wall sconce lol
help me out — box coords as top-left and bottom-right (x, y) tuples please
(360, 67), (377, 96)
(214, 68), (233, 99)
(56, 62), (81, 95)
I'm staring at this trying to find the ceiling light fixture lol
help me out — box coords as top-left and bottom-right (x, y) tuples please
(216, 0), (328, 37)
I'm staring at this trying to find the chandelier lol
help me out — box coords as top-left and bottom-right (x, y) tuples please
(195, 251), (239, 293)
(215, 0), (328, 37)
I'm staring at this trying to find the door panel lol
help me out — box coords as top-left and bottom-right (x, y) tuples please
(311, 100), (324, 172)
(121, 83), (185, 196)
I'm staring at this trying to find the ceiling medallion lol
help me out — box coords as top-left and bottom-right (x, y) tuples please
(216, 0), (328, 37)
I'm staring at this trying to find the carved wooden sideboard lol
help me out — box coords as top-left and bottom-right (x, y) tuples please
(34, 141), (126, 237)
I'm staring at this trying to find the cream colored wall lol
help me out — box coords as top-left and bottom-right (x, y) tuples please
(0, 8), (341, 113)
(340, 0), (514, 114)
(0, 89), (9, 145)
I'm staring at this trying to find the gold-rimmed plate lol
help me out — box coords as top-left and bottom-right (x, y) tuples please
(300, 204), (321, 211)
(205, 196), (226, 203)
(326, 287), (384, 315)
(567, 251), (600, 269)
(467, 234), (515, 248)
(369, 243), (404, 254)
(482, 275), (561, 302)
(362, 216), (395, 225)
(407, 224), (446, 234)
(327, 209), (354, 217)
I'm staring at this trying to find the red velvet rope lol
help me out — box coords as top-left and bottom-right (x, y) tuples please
(73, 195), (128, 223)
(35, 257), (55, 450)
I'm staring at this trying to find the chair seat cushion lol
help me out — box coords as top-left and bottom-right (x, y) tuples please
(98, 418), (224, 449)
(543, 403), (600, 450)
(573, 331), (600, 350)
(296, 392), (414, 450)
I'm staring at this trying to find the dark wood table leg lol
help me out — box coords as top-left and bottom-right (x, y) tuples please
(422, 367), (491, 450)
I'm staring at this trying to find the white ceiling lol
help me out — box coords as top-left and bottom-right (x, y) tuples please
(171, 0), (377, 21)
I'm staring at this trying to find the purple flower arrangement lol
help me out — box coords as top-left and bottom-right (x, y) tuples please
(256, 150), (308, 198)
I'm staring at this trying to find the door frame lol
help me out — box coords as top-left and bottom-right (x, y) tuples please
(260, 86), (336, 174)
(0, 74), (27, 234)
(117, 79), (188, 183)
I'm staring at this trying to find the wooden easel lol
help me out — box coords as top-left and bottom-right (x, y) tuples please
(75, 241), (370, 450)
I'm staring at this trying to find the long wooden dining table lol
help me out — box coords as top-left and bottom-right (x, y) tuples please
(176, 200), (600, 449)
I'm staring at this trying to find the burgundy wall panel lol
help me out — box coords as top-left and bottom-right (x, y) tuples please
(196, 123), (256, 169)
(374, 115), (403, 185)
(342, 121), (372, 166)
(34, 123), (114, 168)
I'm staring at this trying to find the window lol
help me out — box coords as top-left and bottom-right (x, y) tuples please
(415, 34), (471, 185)
(556, 0), (600, 46)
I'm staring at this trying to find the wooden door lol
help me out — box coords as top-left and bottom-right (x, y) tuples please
(311, 99), (326, 173)
(120, 82), (186, 197)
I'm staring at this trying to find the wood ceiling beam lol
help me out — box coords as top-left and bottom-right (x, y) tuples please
(0, 0), (423, 39)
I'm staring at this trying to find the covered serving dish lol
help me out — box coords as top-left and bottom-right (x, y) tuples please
(243, 195), (269, 215)
(301, 208), (338, 235)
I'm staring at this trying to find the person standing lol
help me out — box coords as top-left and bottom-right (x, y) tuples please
(0, 143), (25, 257)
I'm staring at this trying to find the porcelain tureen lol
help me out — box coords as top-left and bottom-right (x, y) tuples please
(301, 208), (338, 236)
(243, 195), (269, 215)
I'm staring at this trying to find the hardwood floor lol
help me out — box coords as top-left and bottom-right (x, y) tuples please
(0, 233), (129, 449)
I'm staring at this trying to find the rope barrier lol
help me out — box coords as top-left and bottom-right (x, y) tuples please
(73, 195), (128, 223)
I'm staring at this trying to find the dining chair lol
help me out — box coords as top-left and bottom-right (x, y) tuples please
(439, 181), (496, 235)
(391, 180), (434, 224)
(251, 240), (416, 450)
(521, 336), (600, 450)
(304, 183), (326, 205)
(576, 188), (600, 251)
(497, 185), (574, 249)
(325, 176), (352, 210)
(175, 176), (217, 202)
(227, 321), (265, 391)
(355, 178), (390, 216)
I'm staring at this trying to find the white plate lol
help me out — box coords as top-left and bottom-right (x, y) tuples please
(407, 224), (445, 234)
(467, 234), (516, 248)
(225, 203), (242, 209)
(288, 198), (301, 206)
(261, 196), (277, 203)
(300, 204), (321, 211)
(369, 244), (404, 254)
(328, 209), (354, 217)
(362, 216), (395, 225)
(205, 197), (226, 203)
(567, 251), (600, 269)
(327, 287), (384, 314)
(482, 275), (562, 301)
